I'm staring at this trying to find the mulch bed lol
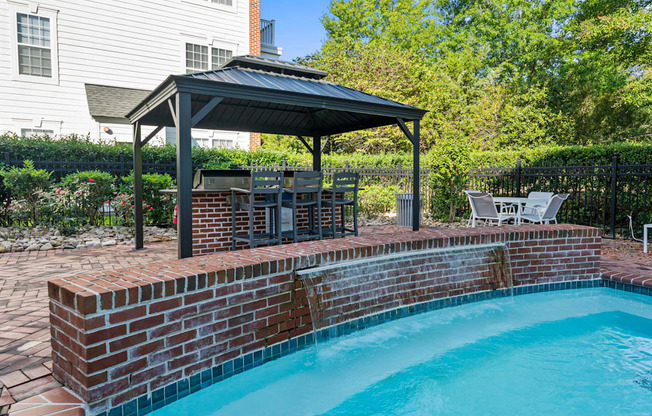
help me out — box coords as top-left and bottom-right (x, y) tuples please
(601, 238), (652, 268)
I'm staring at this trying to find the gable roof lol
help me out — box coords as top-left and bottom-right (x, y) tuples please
(126, 55), (426, 137)
(85, 84), (151, 121)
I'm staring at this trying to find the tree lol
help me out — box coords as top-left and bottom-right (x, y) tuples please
(311, 0), (652, 150)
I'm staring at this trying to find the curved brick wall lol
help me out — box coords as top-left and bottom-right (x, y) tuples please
(47, 225), (600, 414)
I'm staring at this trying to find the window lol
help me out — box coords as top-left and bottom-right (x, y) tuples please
(185, 43), (208, 73)
(186, 43), (233, 72)
(193, 137), (210, 148)
(10, 6), (58, 84)
(182, 0), (236, 12)
(21, 128), (54, 137)
(211, 47), (232, 69)
(212, 138), (233, 148)
(16, 13), (52, 77)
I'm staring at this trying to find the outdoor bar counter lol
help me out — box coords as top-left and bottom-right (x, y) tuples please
(163, 169), (340, 256)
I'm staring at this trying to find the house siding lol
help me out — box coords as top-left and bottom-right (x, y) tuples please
(0, 0), (252, 148)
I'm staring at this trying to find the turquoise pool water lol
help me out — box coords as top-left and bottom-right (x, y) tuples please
(152, 288), (652, 416)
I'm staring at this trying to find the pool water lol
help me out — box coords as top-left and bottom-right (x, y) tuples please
(151, 288), (652, 416)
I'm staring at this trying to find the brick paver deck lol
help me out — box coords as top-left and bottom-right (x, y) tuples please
(0, 228), (649, 414)
(0, 243), (177, 412)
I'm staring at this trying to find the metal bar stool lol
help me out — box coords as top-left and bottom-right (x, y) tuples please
(322, 172), (359, 238)
(231, 170), (283, 250)
(282, 171), (323, 243)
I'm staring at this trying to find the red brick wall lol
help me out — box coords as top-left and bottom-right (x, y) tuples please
(250, 133), (262, 151)
(192, 191), (343, 256)
(249, 0), (260, 55)
(48, 225), (600, 413)
(248, 1), (262, 150)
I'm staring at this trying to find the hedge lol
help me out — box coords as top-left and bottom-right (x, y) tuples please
(3, 133), (652, 170)
(0, 133), (413, 169)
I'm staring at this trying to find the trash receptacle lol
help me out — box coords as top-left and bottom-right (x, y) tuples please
(395, 193), (423, 228)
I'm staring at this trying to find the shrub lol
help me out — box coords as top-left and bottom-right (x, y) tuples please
(60, 171), (115, 226)
(112, 192), (135, 227)
(121, 173), (175, 226)
(358, 185), (401, 217)
(38, 188), (80, 234)
(6, 198), (31, 225)
(3, 161), (52, 224)
(427, 139), (475, 221)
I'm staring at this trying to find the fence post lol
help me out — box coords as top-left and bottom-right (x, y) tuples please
(281, 158), (286, 170)
(516, 158), (522, 197)
(4, 151), (9, 166)
(119, 151), (125, 177)
(345, 161), (349, 171)
(610, 154), (618, 238)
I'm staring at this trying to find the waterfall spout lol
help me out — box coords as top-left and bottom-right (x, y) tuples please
(298, 244), (513, 343)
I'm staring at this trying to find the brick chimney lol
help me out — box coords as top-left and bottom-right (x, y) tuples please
(249, 0), (262, 150)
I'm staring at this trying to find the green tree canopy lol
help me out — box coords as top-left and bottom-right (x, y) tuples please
(286, 0), (652, 153)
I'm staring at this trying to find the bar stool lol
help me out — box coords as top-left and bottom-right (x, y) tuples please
(323, 172), (359, 238)
(231, 171), (283, 250)
(282, 171), (323, 243)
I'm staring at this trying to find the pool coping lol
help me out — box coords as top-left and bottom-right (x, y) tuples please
(95, 278), (649, 416)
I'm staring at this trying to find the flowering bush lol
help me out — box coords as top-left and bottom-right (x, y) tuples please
(5, 198), (32, 225)
(38, 188), (80, 235)
(60, 171), (115, 225)
(112, 192), (135, 226)
(3, 161), (52, 224)
(121, 173), (175, 227)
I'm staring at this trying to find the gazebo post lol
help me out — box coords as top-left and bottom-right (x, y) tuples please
(412, 119), (420, 231)
(176, 92), (194, 259)
(396, 118), (421, 231)
(312, 135), (321, 171)
(133, 122), (144, 249)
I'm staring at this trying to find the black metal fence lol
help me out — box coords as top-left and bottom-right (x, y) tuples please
(242, 161), (434, 208)
(2, 151), (650, 237)
(468, 156), (652, 238)
(2, 151), (176, 180)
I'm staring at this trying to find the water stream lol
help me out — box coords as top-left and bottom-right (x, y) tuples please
(298, 244), (513, 343)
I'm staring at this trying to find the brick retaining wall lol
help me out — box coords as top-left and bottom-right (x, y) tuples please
(48, 224), (600, 414)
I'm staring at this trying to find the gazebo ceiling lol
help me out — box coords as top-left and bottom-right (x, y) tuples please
(126, 55), (427, 136)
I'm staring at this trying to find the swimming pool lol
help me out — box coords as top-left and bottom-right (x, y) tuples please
(151, 288), (652, 416)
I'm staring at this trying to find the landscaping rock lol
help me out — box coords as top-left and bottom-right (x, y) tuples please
(0, 225), (177, 253)
(40, 243), (54, 251)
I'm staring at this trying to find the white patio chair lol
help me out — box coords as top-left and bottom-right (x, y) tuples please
(520, 193), (569, 224)
(466, 191), (515, 227)
(464, 190), (481, 226)
(522, 192), (554, 216)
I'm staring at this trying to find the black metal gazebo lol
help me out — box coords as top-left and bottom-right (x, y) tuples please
(126, 55), (427, 258)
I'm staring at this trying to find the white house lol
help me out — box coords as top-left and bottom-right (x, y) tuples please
(0, 0), (281, 150)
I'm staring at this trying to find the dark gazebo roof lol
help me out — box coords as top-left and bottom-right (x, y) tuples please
(126, 55), (426, 135)
(128, 55), (426, 258)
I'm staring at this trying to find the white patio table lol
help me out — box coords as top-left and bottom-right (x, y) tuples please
(493, 197), (549, 225)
